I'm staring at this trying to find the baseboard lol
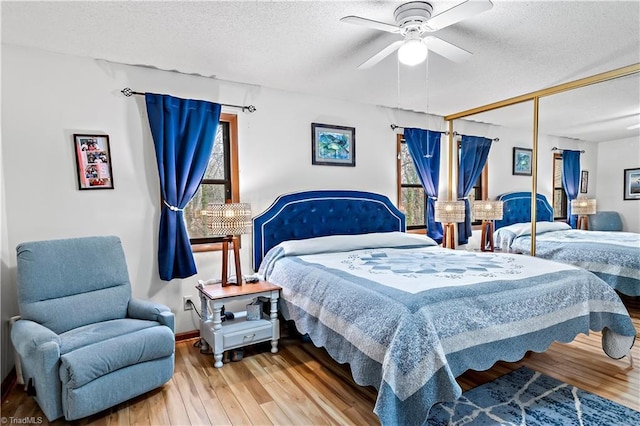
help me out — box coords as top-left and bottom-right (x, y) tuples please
(1, 367), (17, 404)
(176, 330), (200, 341)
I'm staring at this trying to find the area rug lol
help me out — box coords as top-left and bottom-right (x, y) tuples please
(426, 367), (640, 425)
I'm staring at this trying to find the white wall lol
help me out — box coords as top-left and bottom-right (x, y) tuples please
(596, 137), (640, 232)
(1, 45), (451, 381)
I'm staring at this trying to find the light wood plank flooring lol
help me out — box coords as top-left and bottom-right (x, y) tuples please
(3, 298), (639, 425)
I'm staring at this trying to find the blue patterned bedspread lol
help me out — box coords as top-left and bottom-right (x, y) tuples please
(258, 235), (636, 426)
(508, 230), (640, 296)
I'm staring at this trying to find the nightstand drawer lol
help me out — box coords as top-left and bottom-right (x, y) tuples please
(223, 322), (272, 348)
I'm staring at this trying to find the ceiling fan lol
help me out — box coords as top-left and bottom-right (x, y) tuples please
(341, 0), (493, 69)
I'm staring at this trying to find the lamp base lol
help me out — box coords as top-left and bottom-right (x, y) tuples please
(480, 220), (494, 252)
(221, 236), (243, 287)
(577, 216), (589, 230)
(442, 223), (456, 249)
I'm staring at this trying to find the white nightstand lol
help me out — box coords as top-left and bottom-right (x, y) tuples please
(196, 281), (281, 368)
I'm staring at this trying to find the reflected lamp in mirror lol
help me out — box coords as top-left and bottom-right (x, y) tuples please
(435, 201), (466, 249)
(571, 198), (596, 230)
(201, 203), (252, 286)
(472, 200), (504, 252)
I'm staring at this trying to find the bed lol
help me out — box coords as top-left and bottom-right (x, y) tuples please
(252, 190), (636, 425)
(494, 191), (640, 297)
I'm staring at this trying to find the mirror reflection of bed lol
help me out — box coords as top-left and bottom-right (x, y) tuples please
(252, 189), (637, 424)
(494, 191), (640, 297)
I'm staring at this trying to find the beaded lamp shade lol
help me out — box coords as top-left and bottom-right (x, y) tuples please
(202, 203), (252, 236)
(434, 201), (466, 223)
(571, 198), (596, 215)
(472, 200), (504, 221)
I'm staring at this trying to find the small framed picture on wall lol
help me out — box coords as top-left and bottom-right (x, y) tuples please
(512, 147), (532, 176)
(623, 167), (640, 200)
(73, 134), (114, 190)
(311, 122), (356, 167)
(580, 170), (589, 193)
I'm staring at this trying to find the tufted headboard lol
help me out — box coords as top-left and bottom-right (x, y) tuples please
(252, 190), (406, 269)
(495, 192), (554, 229)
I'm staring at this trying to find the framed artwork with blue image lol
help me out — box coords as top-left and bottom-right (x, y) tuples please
(623, 167), (640, 200)
(311, 122), (355, 167)
(512, 147), (532, 176)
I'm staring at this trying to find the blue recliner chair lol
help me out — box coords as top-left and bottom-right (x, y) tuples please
(588, 211), (623, 231)
(11, 236), (175, 421)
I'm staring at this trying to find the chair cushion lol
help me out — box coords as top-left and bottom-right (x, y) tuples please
(59, 325), (174, 389)
(59, 318), (163, 355)
(588, 211), (623, 231)
(16, 236), (132, 334)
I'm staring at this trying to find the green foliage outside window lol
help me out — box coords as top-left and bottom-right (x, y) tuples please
(184, 123), (232, 241)
(400, 142), (426, 229)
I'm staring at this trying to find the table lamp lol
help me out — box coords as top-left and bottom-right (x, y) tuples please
(435, 201), (466, 249)
(472, 200), (504, 252)
(202, 203), (252, 286)
(571, 198), (596, 230)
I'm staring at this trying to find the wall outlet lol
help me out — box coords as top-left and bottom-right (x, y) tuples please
(183, 296), (194, 311)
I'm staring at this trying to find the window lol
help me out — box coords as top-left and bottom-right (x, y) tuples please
(397, 134), (426, 230)
(552, 153), (567, 220)
(184, 113), (239, 248)
(397, 134), (488, 231)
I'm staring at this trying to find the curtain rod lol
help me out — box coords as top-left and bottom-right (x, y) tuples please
(391, 124), (448, 134)
(120, 88), (256, 113)
(551, 146), (585, 153)
(391, 124), (499, 142)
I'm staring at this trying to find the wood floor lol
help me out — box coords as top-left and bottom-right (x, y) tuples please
(3, 298), (639, 425)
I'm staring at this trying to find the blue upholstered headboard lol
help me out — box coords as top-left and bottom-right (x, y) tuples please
(252, 190), (406, 269)
(495, 192), (554, 229)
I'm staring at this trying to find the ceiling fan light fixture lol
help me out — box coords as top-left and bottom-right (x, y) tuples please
(398, 38), (428, 66)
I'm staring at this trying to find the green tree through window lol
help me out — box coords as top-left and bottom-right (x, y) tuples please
(184, 114), (239, 245)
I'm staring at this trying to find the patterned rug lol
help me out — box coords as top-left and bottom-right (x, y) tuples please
(427, 367), (640, 425)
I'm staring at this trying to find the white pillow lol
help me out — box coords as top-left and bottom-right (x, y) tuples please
(515, 221), (571, 237)
(494, 228), (518, 249)
(493, 221), (572, 249)
(279, 231), (437, 257)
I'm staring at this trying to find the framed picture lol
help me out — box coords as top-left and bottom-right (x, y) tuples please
(73, 134), (114, 190)
(580, 170), (589, 193)
(311, 123), (355, 167)
(512, 147), (532, 176)
(623, 167), (640, 200)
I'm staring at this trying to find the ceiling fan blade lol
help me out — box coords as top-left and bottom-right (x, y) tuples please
(358, 40), (403, 69)
(340, 16), (400, 33)
(424, 0), (493, 32)
(424, 36), (472, 63)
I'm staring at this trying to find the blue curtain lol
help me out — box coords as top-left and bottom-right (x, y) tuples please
(404, 128), (443, 243)
(457, 135), (493, 244)
(145, 93), (221, 281)
(562, 150), (581, 228)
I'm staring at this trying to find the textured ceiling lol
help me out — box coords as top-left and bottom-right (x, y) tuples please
(2, 0), (639, 141)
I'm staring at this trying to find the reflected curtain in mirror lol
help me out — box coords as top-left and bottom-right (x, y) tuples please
(404, 128), (443, 243)
(457, 136), (493, 244)
(145, 93), (222, 280)
(561, 150), (581, 228)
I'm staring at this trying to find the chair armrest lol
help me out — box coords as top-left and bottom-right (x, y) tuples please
(11, 319), (61, 358)
(128, 298), (175, 332)
(10, 320), (63, 420)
